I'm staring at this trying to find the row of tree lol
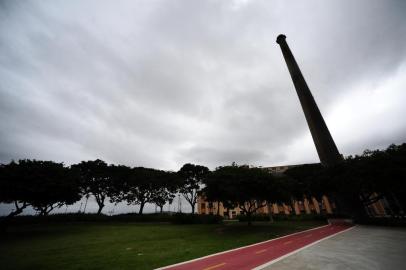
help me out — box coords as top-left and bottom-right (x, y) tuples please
(201, 144), (405, 222)
(0, 160), (208, 217)
(1, 143), (405, 221)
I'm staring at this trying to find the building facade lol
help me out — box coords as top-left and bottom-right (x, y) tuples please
(197, 195), (334, 219)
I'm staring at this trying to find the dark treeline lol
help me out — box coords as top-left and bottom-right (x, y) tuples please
(1, 143), (405, 224)
(284, 143), (406, 220)
(203, 144), (406, 224)
(0, 161), (207, 218)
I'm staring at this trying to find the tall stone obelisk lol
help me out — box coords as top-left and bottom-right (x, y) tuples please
(276, 34), (342, 166)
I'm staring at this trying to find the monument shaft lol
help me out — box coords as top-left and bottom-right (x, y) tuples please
(276, 34), (342, 166)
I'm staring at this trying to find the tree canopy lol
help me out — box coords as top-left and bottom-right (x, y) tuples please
(109, 167), (179, 214)
(204, 165), (281, 224)
(0, 160), (81, 216)
(71, 159), (114, 214)
(178, 163), (209, 214)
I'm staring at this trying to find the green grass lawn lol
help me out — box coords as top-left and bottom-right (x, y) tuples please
(0, 220), (325, 270)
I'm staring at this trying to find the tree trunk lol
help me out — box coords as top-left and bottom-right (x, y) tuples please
(95, 194), (106, 215)
(191, 202), (195, 214)
(83, 195), (89, 213)
(332, 192), (359, 218)
(97, 203), (104, 214)
(45, 207), (54, 216)
(159, 206), (163, 213)
(391, 192), (404, 217)
(39, 208), (48, 216)
(139, 202), (145, 214)
(38, 205), (56, 216)
(7, 206), (24, 218)
(351, 194), (369, 220)
(2, 202), (28, 232)
(247, 212), (252, 226)
(267, 203), (274, 223)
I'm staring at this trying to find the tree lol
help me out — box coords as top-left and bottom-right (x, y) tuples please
(127, 167), (156, 214)
(381, 144), (406, 214)
(111, 167), (168, 214)
(0, 160), (81, 216)
(0, 161), (32, 217)
(71, 160), (113, 214)
(340, 144), (406, 217)
(108, 164), (132, 207)
(178, 163), (209, 214)
(29, 162), (81, 215)
(284, 163), (326, 201)
(201, 169), (223, 215)
(285, 162), (363, 217)
(205, 165), (278, 225)
(151, 171), (178, 213)
(266, 174), (293, 222)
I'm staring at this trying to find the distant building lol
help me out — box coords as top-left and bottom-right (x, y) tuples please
(264, 164), (303, 174)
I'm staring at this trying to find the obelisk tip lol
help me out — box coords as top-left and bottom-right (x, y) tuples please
(276, 34), (286, 44)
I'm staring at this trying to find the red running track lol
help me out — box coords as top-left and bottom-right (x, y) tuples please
(157, 224), (353, 270)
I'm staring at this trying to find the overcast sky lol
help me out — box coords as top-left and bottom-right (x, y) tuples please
(1, 0), (406, 171)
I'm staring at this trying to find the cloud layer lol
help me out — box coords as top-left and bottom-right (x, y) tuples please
(1, 0), (406, 173)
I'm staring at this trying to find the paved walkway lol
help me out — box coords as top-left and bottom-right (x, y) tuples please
(156, 224), (352, 270)
(261, 226), (406, 270)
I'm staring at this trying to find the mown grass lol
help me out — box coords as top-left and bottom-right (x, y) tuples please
(0, 220), (325, 270)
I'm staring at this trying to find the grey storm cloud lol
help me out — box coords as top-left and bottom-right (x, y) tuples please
(1, 0), (406, 172)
